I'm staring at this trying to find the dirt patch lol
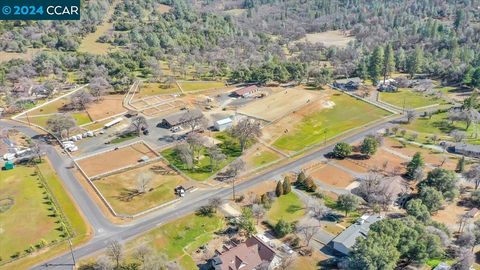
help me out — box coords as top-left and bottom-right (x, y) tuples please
(86, 95), (126, 121)
(294, 30), (354, 48)
(240, 179), (277, 204)
(308, 163), (355, 188)
(238, 88), (322, 122)
(0, 48), (43, 63)
(76, 142), (159, 177)
(432, 200), (473, 231)
(261, 94), (331, 144)
(157, 4), (172, 13)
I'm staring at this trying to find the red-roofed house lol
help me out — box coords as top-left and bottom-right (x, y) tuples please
(232, 85), (259, 98)
(207, 236), (281, 270)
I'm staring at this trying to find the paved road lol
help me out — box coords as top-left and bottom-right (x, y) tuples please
(0, 116), (400, 269)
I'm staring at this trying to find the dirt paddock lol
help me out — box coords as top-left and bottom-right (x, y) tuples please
(76, 142), (159, 177)
(86, 95), (126, 121)
(308, 163), (356, 188)
(238, 88), (322, 122)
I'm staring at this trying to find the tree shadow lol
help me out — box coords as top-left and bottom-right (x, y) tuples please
(115, 188), (143, 202)
(287, 204), (303, 214)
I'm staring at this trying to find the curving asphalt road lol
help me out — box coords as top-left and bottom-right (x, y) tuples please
(0, 116), (400, 269)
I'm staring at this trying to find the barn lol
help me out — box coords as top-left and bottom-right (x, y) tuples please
(160, 109), (203, 129)
(232, 85), (259, 98)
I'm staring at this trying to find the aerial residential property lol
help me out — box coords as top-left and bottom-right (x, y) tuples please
(1, 1), (480, 270)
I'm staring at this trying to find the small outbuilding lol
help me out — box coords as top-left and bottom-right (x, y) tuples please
(452, 143), (480, 158)
(232, 85), (259, 98)
(333, 77), (362, 91)
(214, 117), (233, 131)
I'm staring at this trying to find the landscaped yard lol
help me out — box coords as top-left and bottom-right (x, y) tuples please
(273, 92), (391, 151)
(267, 192), (305, 224)
(93, 161), (187, 215)
(178, 81), (225, 92)
(401, 111), (480, 145)
(161, 132), (245, 181)
(249, 149), (281, 167)
(0, 160), (89, 269)
(379, 88), (444, 109)
(113, 213), (224, 269)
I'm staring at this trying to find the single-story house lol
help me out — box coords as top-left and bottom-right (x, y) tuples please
(333, 77), (362, 91)
(452, 143), (480, 158)
(160, 109), (203, 129)
(377, 79), (398, 92)
(207, 236), (281, 270)
(332, 214), (384, 255)
(214, 117), (233, 131)
(232, 85), (259, 98)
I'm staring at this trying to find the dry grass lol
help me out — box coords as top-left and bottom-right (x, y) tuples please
(94, 161), (187, 215)
(85, 95), (126, 121)
(295, 30), (354, 48)
(238, 88), (322, 122)
(76, 142), (159, 177)
(0, 48), (43, 63)
(308, 163), (356, 188)
(157, 4), (172, 13)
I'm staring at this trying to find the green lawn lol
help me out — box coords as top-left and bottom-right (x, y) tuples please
(178, 81), (225, 92)
(273, 92), (391, 151)
(402, 111), (480, 144)
(0, 160), (89, 269)
(20, 112), (92, 128)
(123, 214), (224, 269)
(111, 133), (137, 144)
(0, 164), (63, 262)
(379, 88), (443, 109)
(267, 192), (305, 224)
(161, 132), (245, 181)
(137, 82), (181, 97)
(250, 149), (281, 167)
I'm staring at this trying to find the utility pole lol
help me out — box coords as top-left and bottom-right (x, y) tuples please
(68, 239), (76, 268)
(232, 178), (236, 201)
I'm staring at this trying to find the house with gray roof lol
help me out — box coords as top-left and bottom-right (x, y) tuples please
(332, 214), (383, 255)
(452, 143), (480, 158)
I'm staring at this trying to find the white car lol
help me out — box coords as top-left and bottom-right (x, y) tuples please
(75, 134), (82, 140)
(3, 153), (15, 161)
(66, 145), (78, 152)
(280, 244), (294, 255)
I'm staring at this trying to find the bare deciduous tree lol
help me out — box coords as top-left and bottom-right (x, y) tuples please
(180, 110), (207, 133)
(175, 144), (193, 169)
(406, 109), (417, 123)
(89, 76), (111, 100)
(207, 146), (226, 172)
(229, 119), (262, 152)
(464, 164), (480, 190)
(451, 129), (467, 143)
(46, 114), (76, 138)
(70, 90), (93, 110)
(133, 244), (152, 266)
(136, 172), (153, 193)
(252, 204), (266, 224)
(225, 158), (245, 200)
(296, 224), (321, 246)
(209, 197), (222, 213)
(106, 240), (123, 269)
(130, 116), (148, 136)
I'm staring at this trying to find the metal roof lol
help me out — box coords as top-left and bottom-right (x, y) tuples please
(332, 214), (383, 251)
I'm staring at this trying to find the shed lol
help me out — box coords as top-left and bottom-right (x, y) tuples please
(333, 77), (362, 91)
(214, 117), (233, 131)
(453, 144), (480, 158)
(4, 161), (14, 170)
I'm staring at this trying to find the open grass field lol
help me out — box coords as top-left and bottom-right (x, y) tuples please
(78, 1), (117, 54)
(21, 112), (92, 128)
(238, 88), (322, 122)
(76, 142), (159, 178)
(401, 111), (480, 145)
(294, 30), (354, 48)
(94, 161), (187, 215)
(85, 95), (126, 121)
(267, 192), (305, 224)
(0, 160), (89, 269)
(272, 91), (391, 152)
(0, 164), (63, 262)
(110, 213), (224, 269)
(244, 145), (282, 170)
(28, 97), (70, 116)
(178, 81), (225, 93)
(379, 88), (443, 109)
(134, 82), (181, 99)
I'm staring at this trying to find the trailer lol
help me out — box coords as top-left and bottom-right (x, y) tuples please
(104, 117), (123, 129)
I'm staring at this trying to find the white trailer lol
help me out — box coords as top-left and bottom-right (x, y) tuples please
(104, 117), (123, 129)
